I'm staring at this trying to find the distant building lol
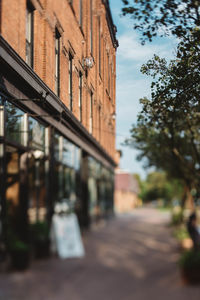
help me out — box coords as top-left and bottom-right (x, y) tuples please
(114, 170), (141, 213)
(0, 0), (118, 264)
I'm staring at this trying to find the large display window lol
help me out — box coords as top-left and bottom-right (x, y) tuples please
(88, 157), (114, 219)
(88, 157), (99, 218)
(28, 117), (46, 223)
(53, 133), (81, 212)
(1, 100), (48, 247)
(6, 101), (25, 146)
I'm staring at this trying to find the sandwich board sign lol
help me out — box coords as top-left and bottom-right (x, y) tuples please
(50, 213), (85, 259)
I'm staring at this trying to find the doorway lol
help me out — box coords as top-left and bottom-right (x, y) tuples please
(5, 145), (29, 244)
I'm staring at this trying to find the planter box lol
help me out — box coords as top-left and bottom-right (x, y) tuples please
(181, 267), (200, 284)
(34, 240), (50, 259)
(10, 250), (30, 271)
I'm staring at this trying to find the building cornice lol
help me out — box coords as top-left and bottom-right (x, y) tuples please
(102, 0), (119, 49)
(0, 35), (116, 168)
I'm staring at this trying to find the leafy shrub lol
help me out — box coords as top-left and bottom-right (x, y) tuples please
(173, 226), (189, 241)
(171, 210), (183, 226)
(9, 239), (29, 252)
(31, 221), (49, 242)
(179, 250), (200, 270)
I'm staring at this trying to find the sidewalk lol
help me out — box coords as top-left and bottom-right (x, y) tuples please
(0, 208), (200, 300)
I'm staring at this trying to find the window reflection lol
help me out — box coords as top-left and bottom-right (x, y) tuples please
(6, 146), (19, 209)
(29, 117), (45, 151)
(28, 152), (46, 223)
(53, 133), (79, 211)
(5, 102), (24, 145)
(54, 133), (60, 162)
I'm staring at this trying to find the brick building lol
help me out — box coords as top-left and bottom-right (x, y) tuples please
(0, 0), (118, 264)
(114, 170), (141, 213)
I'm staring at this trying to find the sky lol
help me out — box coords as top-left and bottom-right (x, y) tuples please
(109, 0), (178, 178)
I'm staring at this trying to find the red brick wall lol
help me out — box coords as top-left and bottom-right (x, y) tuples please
(1, 0), (117, 160)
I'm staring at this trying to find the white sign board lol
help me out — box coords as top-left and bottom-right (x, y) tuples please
(50, 213), (85, 259)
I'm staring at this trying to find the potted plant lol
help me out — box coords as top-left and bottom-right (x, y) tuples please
(179, 249), (200, 284)
(31, 221), (50, 259)
(9, 239), (30, 271)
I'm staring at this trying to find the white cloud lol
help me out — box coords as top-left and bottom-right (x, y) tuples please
(118, 32), (176, 63)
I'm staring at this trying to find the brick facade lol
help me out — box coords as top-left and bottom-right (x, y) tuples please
(0, 0), (117, 160)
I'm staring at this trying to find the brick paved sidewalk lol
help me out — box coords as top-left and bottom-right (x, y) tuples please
(0, 208), (200, 300)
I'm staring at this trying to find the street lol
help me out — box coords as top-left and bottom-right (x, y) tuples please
(0, 207), (200, 300)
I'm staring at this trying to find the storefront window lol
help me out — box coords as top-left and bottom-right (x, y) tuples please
(53, 134), (77, 210)
(63, 138), (74, 167)
(70, 168), (76, 201)
(28, 117), (46, 223)
(0, 95), (3, 105)
(28, 153), (46, 223)
(88, 156), (101, 179)
(5, 102), (24, 145)
(63, 166), (71, 199)
(88, 157), (102, 218)
(54, 133), (60, 162)
(5, 145), (21, 240)
(29, 117), (45, 151)
(88, 176), (97, 216)
(53, 133), (82, 214)
(74, 147), (81, 171)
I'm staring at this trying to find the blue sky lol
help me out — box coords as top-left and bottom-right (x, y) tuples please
(109, 0), (177, 178)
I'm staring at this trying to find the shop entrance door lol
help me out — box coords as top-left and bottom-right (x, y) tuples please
(5, 145), (29, 243)
(28, 151), (46, 223)
(6, 145), (20, 211)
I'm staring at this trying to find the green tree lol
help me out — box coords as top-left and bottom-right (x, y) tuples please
(138, 171), (183, 205)
(125, 35), (200, 207)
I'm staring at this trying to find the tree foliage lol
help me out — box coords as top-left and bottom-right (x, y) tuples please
(121, 0), (200, 43)
(121, 1), (200, 203)
(125, 34), (200, 194)
(139, 171), (183, 204)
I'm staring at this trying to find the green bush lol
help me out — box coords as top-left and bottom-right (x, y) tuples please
(179, 250), (200, 270)
(30, 221), (50, 259)
(171, 210), (183, 226)
(31, 221), (49, 242)
(173, 226), (189, 241)
(9, 239), (29, 252)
